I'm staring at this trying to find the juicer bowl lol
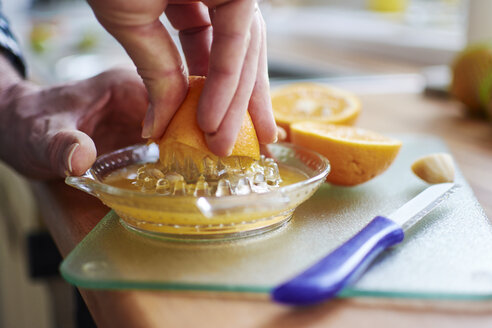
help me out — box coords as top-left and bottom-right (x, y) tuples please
(66, 143), (330, 241)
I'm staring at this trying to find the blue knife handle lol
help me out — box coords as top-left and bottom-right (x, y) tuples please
(272, 216), (404, 305)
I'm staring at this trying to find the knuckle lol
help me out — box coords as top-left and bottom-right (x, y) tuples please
(214, 28), (247, 45)
(179, 24), (212, 36)
(208, 62), (235, 78)
(137, 64), (186, 82)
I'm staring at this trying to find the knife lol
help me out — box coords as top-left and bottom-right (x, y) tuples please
(272, 182), (455, 305)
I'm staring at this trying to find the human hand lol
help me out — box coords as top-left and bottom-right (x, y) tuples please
(87, 0), (277, 157)
(0, 69), (148, 179)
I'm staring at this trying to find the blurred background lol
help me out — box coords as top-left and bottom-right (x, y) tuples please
(0, 0), (486, 327)
(1, 0), (478, 83)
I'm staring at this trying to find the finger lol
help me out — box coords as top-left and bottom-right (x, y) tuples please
(89, 68), (149, 125)
(79, 69), (149, 154)
(47, 68), (149, 177)
(43, 79), (107, 177)
(197, 0), (257, 133)
(166, 3), (212, 76)
(205, 10), (261, 156)
(46, 129), (96, 177)
(44, 70), (145, 177)
(247, 12), (277, 144)
(53, 70), (121, 135)
(88, 2), (187, 139)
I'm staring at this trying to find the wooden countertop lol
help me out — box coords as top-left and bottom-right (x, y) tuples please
(31, 84), (492, 328)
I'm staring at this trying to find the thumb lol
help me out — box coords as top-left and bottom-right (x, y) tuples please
(46, 129), (97, 177)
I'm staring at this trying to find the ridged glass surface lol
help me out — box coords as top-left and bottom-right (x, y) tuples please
(61, 135), (492, 300)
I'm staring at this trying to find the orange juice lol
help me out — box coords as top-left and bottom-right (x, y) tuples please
(101, 162), (309, 236)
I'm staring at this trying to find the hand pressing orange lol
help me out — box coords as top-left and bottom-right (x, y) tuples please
(87, 0), (277, 157)
(158, 76), (260, 165)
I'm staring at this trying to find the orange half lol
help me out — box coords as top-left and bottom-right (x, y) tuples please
(291, 122), (402, 186)
(271, 83), (361, 140)
(158, 76), (260, 169)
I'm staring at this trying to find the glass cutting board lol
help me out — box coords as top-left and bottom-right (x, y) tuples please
(61, 135), (492, 300)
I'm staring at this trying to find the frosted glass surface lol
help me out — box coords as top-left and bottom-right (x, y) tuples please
(61, 135), (492, 299)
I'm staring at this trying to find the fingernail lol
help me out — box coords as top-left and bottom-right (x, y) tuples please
(65, 143), (79, 175)
(276, 126), (287, 142)
(142, 105), (154, 138)
(224, 147), (233, 157)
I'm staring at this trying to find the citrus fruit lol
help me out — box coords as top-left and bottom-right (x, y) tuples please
(271, 83), (361, 140)
(290, 122), (402, 186)
(451, 42), (492, 117)
(158, 76), (260, 169)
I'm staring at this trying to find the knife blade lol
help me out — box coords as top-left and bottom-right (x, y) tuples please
(272, 182), (455, 305)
